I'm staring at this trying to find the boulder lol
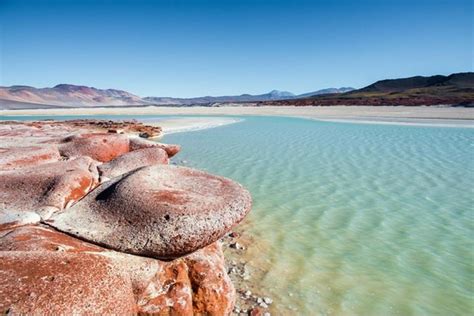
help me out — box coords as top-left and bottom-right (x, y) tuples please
(0, 157), (99, 219)
(0, 225), (235, 316)
(185, 242), (236, 316)
(98, 147), (169, 180)
(129, 137), (181, 157)
(59, 133), (130, 162)
(136, 242), (235, 315)
(47, 164), (252, 259)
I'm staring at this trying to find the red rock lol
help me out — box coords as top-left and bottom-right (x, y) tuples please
(0, 145), (61, 170)
(0, 226), (235, 316)
(137, 259), (194, 315)
(0, 120), (247, 316)
(185, 242), (236, 316)
(129, 137), (181, 157)
(59, 133), (130, 162)
(0, 251), (137, 314)
(98, 147), (169, 180)
(48, 165), (252, 259)
(0, 157), (99, 219)
(0, 225), (104, 253)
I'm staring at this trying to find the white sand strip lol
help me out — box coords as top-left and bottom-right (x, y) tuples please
(144, 117), (242, 134)
(1, 106), (473, 128)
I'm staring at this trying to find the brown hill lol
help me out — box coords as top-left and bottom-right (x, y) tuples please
(260, 73), (474, 106)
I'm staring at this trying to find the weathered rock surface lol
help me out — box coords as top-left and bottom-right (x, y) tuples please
(0, 119), (163, 139)
(0, 120), (250, 315)
(0, 225), (104, 253)
(0, 251), (137, 314)
(59, 133), (131, 162)
(0, 145), (60, 170)
(0, 210), (41, 231)
(48, 164), (252, 259)
(185, 242), (236, 316)
(129, 137), (181, 157)
(98, 147), (168, 180)
(0, 224), (235, 315)
(0, 157), (99, 219)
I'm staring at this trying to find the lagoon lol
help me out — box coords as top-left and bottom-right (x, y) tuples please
(163, 116), (473, 315)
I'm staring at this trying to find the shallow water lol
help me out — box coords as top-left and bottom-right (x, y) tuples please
(162, 116), (474, 316)
(3, 114), (473, 315)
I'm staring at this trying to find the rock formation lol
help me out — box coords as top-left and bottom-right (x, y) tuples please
(0, 120), (252, 315)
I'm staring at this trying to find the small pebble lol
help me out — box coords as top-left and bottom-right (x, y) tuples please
(259, 302), (269, 308)
(245, 290), (252, 297)
(229, 231), (240, 238)
(257, 297), (263, 304)
(263, 297), (273, 305)
(229, 242), (245, 250)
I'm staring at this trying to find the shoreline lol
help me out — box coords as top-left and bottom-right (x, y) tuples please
(1, 105), (473, 128)
(145, 117), (242, 135)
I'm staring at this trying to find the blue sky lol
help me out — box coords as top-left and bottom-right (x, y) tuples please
(0, 0), (472, 97)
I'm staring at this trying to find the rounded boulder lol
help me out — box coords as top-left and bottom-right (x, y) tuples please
(48, 164), (252, 259)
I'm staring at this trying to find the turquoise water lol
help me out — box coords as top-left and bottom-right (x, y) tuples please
(162, 116), (474, 316)
(3, 115), (473, 315)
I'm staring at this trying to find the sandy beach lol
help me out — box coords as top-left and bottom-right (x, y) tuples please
(2, 105), (473, 128)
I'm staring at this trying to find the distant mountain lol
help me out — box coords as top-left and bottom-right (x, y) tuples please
(296, 87), (354, 98)
(1, 85), (340, 109)
(143, 90), (296, 105)
(261, 73), (474, 106)
(0, 84), (146, 108)
(143, 88), (353, 105)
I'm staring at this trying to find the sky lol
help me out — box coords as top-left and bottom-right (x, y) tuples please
(0, 0), (472, 97)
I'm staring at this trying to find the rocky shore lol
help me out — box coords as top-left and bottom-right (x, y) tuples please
(0, 119), (255, 315)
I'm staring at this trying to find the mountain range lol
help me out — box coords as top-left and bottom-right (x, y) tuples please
(0, 84), (145, 109)
(0, 85), (353, 109)
(143, 88), (353, 105)
(0, 72), (472, 109)
(263, 72), (474, 107)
